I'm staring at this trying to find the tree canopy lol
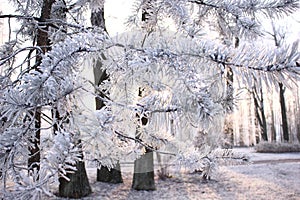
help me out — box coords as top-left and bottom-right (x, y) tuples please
(0, 0), (299, 199)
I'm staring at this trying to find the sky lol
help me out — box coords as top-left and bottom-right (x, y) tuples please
(104, 0), (300, 42)
(104, 0), (135, 36)
(1, 0), (299, 40)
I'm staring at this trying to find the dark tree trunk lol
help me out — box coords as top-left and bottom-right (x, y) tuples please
(279, 83), (289, 142)
(260, 87), (268, 141)
(54, 113), (92, 198)
(297, 123), (300, 143)
(252, 84), (268, 142)
(91, 8), (107, 32)
(91, 5), (123, 184)
(97, 162), (123, 183)
(132, 148), (155, 190)
(59, 159), (92, 198)
(270, 109), (277, 141)
(296, 90), (300, 143)
(28, 0), (56, 173)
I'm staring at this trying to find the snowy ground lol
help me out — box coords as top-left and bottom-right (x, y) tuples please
(50, 148), (300, 200)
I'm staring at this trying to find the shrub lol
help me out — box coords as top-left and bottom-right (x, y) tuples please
(255, 142), (300, 153)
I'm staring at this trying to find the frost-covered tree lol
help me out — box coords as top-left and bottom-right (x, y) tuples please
(90, 1), (123, 184)
(0, 0), (300, 198)
(0, 0), (94, 198)
(270, 23), (290, 142)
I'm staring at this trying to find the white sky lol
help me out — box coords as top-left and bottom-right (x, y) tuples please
(1, 0), (299, 40)
(104, 0), (135, 36)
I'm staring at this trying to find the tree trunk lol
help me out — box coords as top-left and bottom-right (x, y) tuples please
(91, 5), (123, 184)
(97, 162), (123, 183)
(223, 66), (234, 146)
(260, 87), (268, 141)
(224, 118), (234, 147)
(54, 114), (92, 198)
(132, 89), (155, 190)
(28, 111), (41, 172)
(131, 2), (156, 191)
(223, 37), (238, 146)
(132, 148), (155, 190)
(59, 160), (92, 198)
(279, 83), (289, 142)
(252, 84), (268, 141)
(28, 0), (56, 173)
(296, 90), (300, 142)
(270, 109), (277, 142)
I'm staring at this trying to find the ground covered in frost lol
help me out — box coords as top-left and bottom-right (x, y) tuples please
(50, 148), (300, 200)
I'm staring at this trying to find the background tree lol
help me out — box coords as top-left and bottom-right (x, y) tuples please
(251, 78), (268, 142)
(131, 0), (156, 191)
(279, 82), (289, 141)
(51, 1), (92, 197)
(90, 1), (123, 184)
(268, 21), (291, 142)
(27, 0), (56, 174)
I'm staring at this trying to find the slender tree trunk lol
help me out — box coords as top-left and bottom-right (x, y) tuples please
(252, 85), (268, 141)
(224, 66), (234, 146)
(270, 109), (276, 141)
(271, 25), (289, 143)
(28, 0), (56, 174)
(91, 5), (123, 184)
(296, 89), (300, 143)
(279, 82), (289, 142)
(28, 111), (41, 172)
(260, 87), (268, 141)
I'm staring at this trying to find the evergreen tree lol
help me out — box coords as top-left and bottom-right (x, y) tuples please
(0, 0), (299, 199)
(90, 1), (123, 184)
(132, 0), (156, 190)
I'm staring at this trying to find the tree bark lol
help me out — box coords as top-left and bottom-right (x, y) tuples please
(28, 0), (56, 174)
(54, 107), (92, 197)
(252, 85), (268, 141)
(132, 2), (156, 190)
(58, 162), (91, 198)
(97, 162), (123, 183)
(279, 83), (289, 142)
(28, 111), (41, 172)
(270, 109), (277, 142)
(132, 148), (156, 190)
(59, 153), (92, 198)
(91, 5), (123, 184)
